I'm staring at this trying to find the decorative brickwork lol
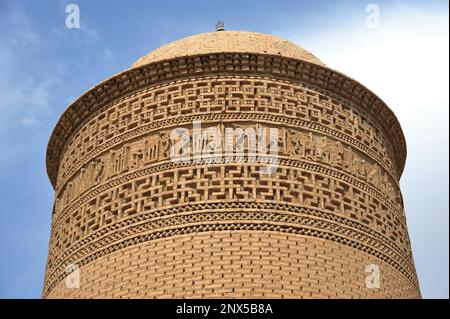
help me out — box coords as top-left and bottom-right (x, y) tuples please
(43, 31), (420, 298)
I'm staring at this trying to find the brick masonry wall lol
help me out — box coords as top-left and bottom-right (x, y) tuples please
(43, 31), (420, 298)
(47, 231), (419, 298)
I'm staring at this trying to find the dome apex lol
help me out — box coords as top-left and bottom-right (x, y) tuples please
(132, 30), (324, 68)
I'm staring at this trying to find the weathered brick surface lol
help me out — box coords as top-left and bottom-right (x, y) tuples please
(47, 231), (419, 298)
(43, 31), (420, 298)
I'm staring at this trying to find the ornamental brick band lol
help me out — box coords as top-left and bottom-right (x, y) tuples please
(43, 30), (420, 298)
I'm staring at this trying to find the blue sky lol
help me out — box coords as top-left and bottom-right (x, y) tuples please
(0, 0), (448, 298)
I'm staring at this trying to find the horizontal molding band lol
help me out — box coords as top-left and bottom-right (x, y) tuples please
(43, 209), (418, 297)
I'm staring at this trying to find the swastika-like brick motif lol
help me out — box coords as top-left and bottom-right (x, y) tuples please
(43, 30), (420, 298)
(55, 77), (398, 194)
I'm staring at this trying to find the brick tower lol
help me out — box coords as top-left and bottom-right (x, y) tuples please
(43, 30), (420, 298)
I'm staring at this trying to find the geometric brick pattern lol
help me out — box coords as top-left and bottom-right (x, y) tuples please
(43, 31), (420, 298)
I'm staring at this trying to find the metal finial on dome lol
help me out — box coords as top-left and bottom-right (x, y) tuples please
(215, 20), (225, 31)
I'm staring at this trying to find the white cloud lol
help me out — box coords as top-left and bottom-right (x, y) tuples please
(0, 9), (63, 129)
(6, 8), (39, 47)
(52, 1), (100, 43)
(20, 116), (36, 127)
(277, 3), (449, 298)
(103, 48), (114, 61)
(51, 23), (100, 42)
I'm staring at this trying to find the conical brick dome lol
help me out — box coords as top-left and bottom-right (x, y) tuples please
(132, 30), (325, 68)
